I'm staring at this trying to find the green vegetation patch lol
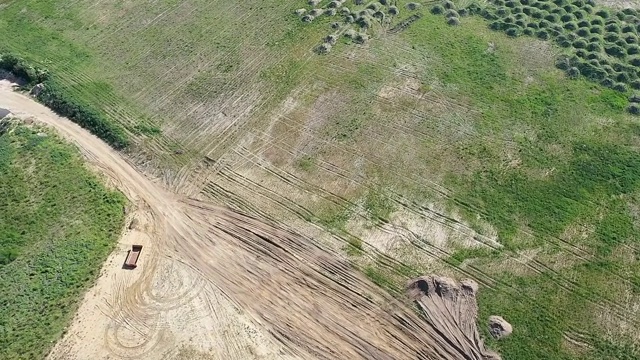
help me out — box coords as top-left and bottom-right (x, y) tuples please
(0, 122), (126, 359)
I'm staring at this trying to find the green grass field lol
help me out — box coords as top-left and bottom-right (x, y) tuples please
(0, 122), (125, 359)
(3, 0), (640, 358)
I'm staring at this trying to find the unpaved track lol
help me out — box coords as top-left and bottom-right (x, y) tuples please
(0, 81), (494, 360)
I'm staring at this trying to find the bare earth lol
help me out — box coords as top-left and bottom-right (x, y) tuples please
(0, 80), (497, 360)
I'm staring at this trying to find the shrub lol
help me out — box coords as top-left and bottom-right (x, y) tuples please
(628, 103), (640, 114)
(617, 71), (631, 82)
(613, 82), (628, 92)
(521, 0), (532, 4)
(573, 39), (588, 48)
(587, 42), (602, 51)
(590, 25), (603, 34)
(622, 24), (636, 34)
(459, 8), (469, 16)
(577, 20), (590, 28)
(537, 29), (551, 39)
(576, 48), (588, 58)
(497, 6), (510, 16)
(624, 15), (638, 23)
(506, 0), (517, 7)
(0, 54), (49, 84)
(531, 9), (544, 18)
(561, 13), (576, 22)
(583, 4), (593, 14)
(596, 9), (610, 19)
(605, 32), (620, 42)
(505, 15), (516, 23)
(605, 23), (621, 33)
(467, 3), (483, 15)
(591, 18), (604, 26)
(540, 2), (552, 10)
(553, 0), (567, 5)
(506, 27), (522, 36)
(632, 79), (640, 89)
(523, 6), (533, 15)
(628, 45), (640, 55)
(37, 81), (129, 148)
(367, 2), (381, 11)
(616, 39), (628, 48)
(446, 9), (459, 18)
(555, 55), (571, 69)
(576, 27), (590, 36)
(447, 17), (461, 26)
(406, 2), (421, 10)
(622, 8), (638, 16)
(513, 6), (525, 14)
(545, 13), (559, 22)
(563, 4), (577, 13)
(601, 77), (615, 87)
(539, 19), (551, 28)
(444, 0), (455, 9)
(605, 44), (627, 58)
(549, 28), (562, 37)
(588, 34), (602, 43)
(573, 0), (585, 5)
(603, 64), (615, 74)
(556, 34), (572, 47)
(490, 21), (505, 30)
(302, 14), (315, 22)
(528, 21), (540, 29)
(564, 22), (578, 30)
(524, 27), (535, 35)
(551, 8), (567, 16)
(574, 10), (586, 20)
(631, 56), (640, 66)
(389, 6), (399, 15)
(586, 52), (600, 60)
(567, 66), (581, 78)
(494, 0), (506, 5)
(431, 5), (445, 14)
(516, 19), (527, 27)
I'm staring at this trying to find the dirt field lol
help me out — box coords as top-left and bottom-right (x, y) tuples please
(0, 80), (498, 360)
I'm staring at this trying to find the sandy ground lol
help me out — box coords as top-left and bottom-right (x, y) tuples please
(0, 80), (498, 360)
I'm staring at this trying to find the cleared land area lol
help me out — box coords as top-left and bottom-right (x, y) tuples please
(1, 80), (497, 360)
(3, 0), (640, 358)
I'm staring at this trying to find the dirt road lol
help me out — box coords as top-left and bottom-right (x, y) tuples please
(0, 80), (497, 360)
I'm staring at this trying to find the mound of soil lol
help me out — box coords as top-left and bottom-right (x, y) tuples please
(488, 316), (512, 339)
(407, 275), (502, 360)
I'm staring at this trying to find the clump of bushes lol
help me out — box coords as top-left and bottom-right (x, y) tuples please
(0, 53), (48, 84)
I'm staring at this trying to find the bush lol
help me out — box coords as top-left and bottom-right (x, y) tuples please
(605, 44), (627, 58)
(459, 8), (469, 16)
(37, 81), (129, 149)
(596, 9), (610, 19)
(544, 13), (559, 22)
(631, 56), (640, 66)
(406, 2), (421, 10)
(524, 27), (535, 35)
(523, 6), (533, 15)
(605, 23), (621, 33)
(586, 52), (600, 60)
(573, 39), (588, 48)
(506, 0), (518, 7)
(445, 9), (459, 18)
(505, 15), (516, 23)
(540, 2), (552, 10)
(0, 53), (49, 84)
(567, 66), (581, 78)
(628, 103), (640, 114)
(575, 48), (588, 58)
(531, 9), (544, 18)
(539, 19), (551, 28)
(561, 13), (576, 22)
(590, 25), (603, 34)
(515, 19), (527, 27)
(587, 42), (602, 51)
(553, 0), (567, 5)
(628, 45), (640, 55)
(527, 22), (540, 29)
(601, 77), (615, 87)
(583, 4), (593, 14)
(574, 10), (586, 20)
(605, 32), (620, 42)
(623, 24), (637, 34)
(577, 20), (590, 28)
(576, 27), (590, 36)
(556, 35), (572, 47)
(431, 5), (445, 14)
(447, 17), (461, 26)
(591, 18), (604, 26)
(497, 6), (510, 16)
(551, 8), (567, 16)
(564, 21), (578, 30)
(555, 55), (571, 70)
(444, 0), (455, 9)
(563, 4), (578, 13)
(573, 0), (585, 5)
(506, 27), (522, 36)
(616, 71), (631, 82)
(622, 8), (638, 16)
(515, 12), (527, 19)
(603, 64), (615, 74)
(632, 79), (640, 89)
(537, 29), (551, 39)
(613, 82), (628, 92)
(490, 21), (505, 30)
(588, 34), (602, 43)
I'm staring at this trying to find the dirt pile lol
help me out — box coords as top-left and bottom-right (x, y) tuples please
(488, 316), (513, 339)
(407, 276), (502, 360)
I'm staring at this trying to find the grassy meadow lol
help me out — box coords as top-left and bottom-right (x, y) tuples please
(3, 0), (640, 358)
(0, 122), (126, 359)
